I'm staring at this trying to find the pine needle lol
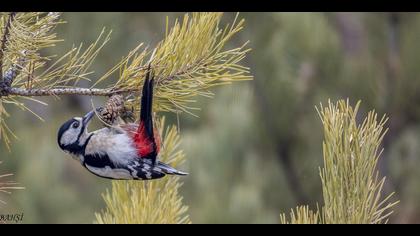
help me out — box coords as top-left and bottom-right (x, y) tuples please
(0, 161), (24, 206)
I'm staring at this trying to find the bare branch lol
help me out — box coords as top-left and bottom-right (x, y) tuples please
(4, 87), (139, 97)
(3, 50), (28, 86)
(0, 12), (16, 81)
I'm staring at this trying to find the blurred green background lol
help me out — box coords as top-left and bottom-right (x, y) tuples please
(1, 12), (420, 223)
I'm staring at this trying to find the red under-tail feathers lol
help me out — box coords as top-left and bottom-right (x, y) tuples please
(132, 122), (160, 157)
(131, 68), (160, 163)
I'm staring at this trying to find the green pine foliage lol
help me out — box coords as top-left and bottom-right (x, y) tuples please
(0, 12), (111, 150)
(94, 12), (252, 116)
(280, 100), (398, 224)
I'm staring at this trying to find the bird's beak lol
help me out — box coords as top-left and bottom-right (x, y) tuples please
(82, 110), (96, 126)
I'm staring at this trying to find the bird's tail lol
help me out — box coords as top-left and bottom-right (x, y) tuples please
(156, 161), (188, 176)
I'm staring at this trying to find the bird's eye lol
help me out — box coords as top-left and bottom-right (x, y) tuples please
(72, 121), (80, 129)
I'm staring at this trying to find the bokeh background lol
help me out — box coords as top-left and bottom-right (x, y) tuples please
(1, 12), (420, 223)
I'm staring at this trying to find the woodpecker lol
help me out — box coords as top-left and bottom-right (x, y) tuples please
(57, 72), (188, 180)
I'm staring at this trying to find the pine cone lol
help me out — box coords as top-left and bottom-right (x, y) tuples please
(100, 94), (125, 125)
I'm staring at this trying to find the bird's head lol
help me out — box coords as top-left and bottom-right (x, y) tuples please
(57, 109), (96, 155)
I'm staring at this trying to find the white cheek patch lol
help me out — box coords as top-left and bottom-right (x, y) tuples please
(60, 118), (83, 146)
(60, 129), (79, 146)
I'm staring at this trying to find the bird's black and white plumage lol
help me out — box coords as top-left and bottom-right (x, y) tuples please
(57, 72), (187, 180)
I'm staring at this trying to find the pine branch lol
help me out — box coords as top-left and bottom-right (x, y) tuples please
(0, 12), (16, 81)
(280, 99), (399, 224)
(317, 99), (398, 224)
(97, 13), (252, 116)
(280, 205), (320, 224)
(4, 86), (138, 97)
(0, 12), (251, 151)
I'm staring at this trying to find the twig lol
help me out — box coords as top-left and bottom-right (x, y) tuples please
(3, 50), (28, 86)
(0, 51), (139, 97)
(0, 12), (16, 81)
(3, 87), (139, 97)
